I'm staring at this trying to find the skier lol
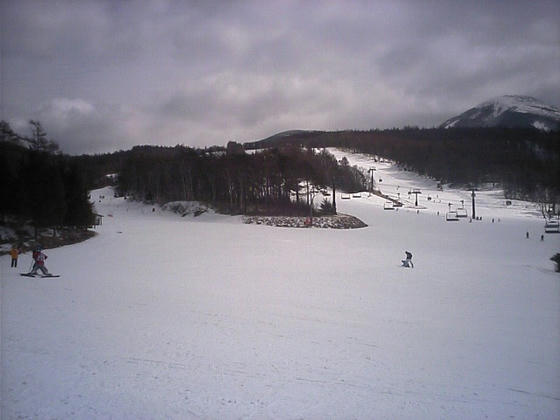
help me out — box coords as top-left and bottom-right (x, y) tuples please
(402, 251), (414, 268)
(10, 244), (20, 268)
(29, 246), (50, 276)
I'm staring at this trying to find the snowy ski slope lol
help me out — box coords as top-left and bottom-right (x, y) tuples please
(1, 152), (559, 419)
(327, 148), (545, 220)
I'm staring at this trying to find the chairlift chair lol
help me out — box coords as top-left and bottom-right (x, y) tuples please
(456, 208), (468, 218)
(544, 219), (560, 233)
(446, 211), (459, 221)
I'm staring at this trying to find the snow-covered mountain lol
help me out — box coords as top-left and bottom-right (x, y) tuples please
(440, 95), (560, 131)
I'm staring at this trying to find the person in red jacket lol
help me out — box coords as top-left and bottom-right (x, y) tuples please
(30, 246), (50, 276)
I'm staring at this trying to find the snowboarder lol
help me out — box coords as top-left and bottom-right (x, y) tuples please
(402, 251), (414, 268)
(10, 245), (20, 268)
(28, 246), (50, 276)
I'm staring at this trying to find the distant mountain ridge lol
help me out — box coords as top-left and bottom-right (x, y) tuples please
(440, 95), (560, 131)
(243, 130), (325, 149)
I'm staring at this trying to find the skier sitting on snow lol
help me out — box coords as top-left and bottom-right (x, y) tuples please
(29, 247), (50, 276)
(402, 251), (413, 268)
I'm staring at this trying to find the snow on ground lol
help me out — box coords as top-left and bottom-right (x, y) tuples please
(479, 95), (560, 119)
(1, 154), (559, 419)
(327, 148), (547, 220)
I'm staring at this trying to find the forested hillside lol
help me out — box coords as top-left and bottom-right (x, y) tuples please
(117, 143), (366, 215)
(245, 127), (560, 202)
(3, 117), (558, 228)
(0, 125), (94, 233)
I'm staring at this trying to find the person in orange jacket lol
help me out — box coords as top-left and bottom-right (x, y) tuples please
(10, 245), (20, 268)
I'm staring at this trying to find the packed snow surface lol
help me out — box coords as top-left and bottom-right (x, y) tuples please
(2, 149), (559, 419)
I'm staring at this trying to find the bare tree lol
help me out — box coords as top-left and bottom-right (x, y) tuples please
(27, 120), (60, 153)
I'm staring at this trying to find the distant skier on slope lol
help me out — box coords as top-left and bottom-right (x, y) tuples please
(402, 251), (414, 268)
(28, 246), (50, 276)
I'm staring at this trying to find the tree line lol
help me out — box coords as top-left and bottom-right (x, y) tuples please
(1, 119), (367, 225)
(3, 117), (557, 228)
(117, 142), (366, 215)
(245, 127), (560, 203)
(0, 121), (94, 233)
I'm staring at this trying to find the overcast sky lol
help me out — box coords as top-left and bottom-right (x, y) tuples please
(1, 0), (559, 154)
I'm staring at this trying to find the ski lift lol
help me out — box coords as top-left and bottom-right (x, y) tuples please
(446, 211), (459, 221)
(544, 219), (560, 233)
(93, 213), (104, 226)
(456, 207), (468, 218)
(384, 201), (394, 210)
(409, 189), (422, 207)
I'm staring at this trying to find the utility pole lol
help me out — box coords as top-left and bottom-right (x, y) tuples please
(471, 188), (476, 219)
(331, 174), (337, 214)
(411, 189), (422, 207)
(368, 167), (376, 192)
(308, 186), (319, 227)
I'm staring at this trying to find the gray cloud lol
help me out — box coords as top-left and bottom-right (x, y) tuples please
(22, 98), (142, 155)
(1, 0), (559, 154)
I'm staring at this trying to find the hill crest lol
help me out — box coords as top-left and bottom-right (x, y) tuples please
(440, 95), (560, 131)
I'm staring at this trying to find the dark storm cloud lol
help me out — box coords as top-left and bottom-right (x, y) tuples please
(1, 0), (558, 154)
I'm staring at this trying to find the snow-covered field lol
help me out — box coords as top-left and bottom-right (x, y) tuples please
(328, 148), (546, 220)
(1, 150), (559, 419)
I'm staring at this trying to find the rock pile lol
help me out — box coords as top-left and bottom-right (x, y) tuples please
(243, 214), (367, 229)
(162, 201), (209, 217)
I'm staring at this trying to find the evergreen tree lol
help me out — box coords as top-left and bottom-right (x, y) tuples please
(63, 161), (94, 227)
